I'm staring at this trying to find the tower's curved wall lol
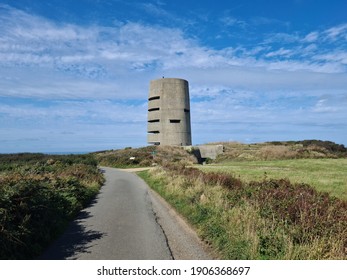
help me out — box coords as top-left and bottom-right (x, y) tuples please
(147, 78), (192, 146)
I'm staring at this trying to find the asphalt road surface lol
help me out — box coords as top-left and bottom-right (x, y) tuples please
(40, 166), (212, 260)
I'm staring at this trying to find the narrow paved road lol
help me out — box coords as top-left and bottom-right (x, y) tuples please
(40, 167), (212, 260)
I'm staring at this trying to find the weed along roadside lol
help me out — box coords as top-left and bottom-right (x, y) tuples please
(137, 164), (347, 260)
(0, 153), (104, 259)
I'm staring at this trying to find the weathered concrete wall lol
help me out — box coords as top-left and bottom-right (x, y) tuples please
(147, 78), (192, 146)
(197, 145), (224, 160)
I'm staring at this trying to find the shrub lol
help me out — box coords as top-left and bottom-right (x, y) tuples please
(0, 153), (104, 259)
(95, 146), (156, 168)
(253, 179), (347, 247)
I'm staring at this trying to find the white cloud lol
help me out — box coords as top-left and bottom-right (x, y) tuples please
(324, 23), (347, 41)
(265, 48), (293, 58)
(303, 31), (319, 42)
(0, 99), (148, 152)
(251, 16), (290, 27)
(0, 99), (146, 123)
(314, 51), (347, 64)
(312, 93), (347, 114)
(220, 16), (247, 28)
(1, 5), (346, 101)
(302, 44), (317, 54)
(263, 32), (300, 44)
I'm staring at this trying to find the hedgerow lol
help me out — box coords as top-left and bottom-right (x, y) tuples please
(0, 154), (104, 259)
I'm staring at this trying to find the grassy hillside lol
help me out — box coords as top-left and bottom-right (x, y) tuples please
(199, 140), (347, 200)
(95, 140), (346, 199)
(137, 140), (347, 259)
(94, 140), (347, 168)
(213, 140), (347, 162)
(0, 153), (104, 259)
(94, 145), (197, 168)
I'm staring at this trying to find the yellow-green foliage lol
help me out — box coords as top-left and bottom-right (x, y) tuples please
(139, 165), (347, 260)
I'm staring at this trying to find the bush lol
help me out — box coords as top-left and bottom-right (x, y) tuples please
(95, 146), (156, 168)
(0, 153), (104, 259)
(299, 140), (347, 153)
(252, 179), (347, 245)
(95, 145), (197, 168)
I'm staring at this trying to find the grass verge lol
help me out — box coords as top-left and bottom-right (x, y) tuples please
(138, 165), (347, 260)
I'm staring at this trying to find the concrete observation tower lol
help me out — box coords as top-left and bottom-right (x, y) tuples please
(147, 78), (192, 146)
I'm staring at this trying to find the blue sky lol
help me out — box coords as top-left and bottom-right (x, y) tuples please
(0, 0), (346, 153)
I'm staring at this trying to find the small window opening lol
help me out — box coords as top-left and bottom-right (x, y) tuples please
(149, 96), (160, 101)
(148, 107), (160, 112)
(170, 119), (181, 123)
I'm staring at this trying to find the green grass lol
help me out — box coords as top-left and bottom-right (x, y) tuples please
(139, 165), (347, 260)
(197, 158), (347, 200)
(138, 170), (233, 259)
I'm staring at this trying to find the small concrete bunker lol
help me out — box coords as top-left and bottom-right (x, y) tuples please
(147, 78), (192, 146)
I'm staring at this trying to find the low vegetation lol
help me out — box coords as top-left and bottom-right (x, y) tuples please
(139, 163), (347, 259)
(0, 153), (104, 259)
(94, 145), (197, 168)
(198, 158), (347, 200)
(199, 140), (346, 200)
(214, 140), (347, 162)
(2, 139), (345, 260)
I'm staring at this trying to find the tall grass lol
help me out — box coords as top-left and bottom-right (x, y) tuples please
(0, 154), (104, 259)
(138, 164), (347, 259)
